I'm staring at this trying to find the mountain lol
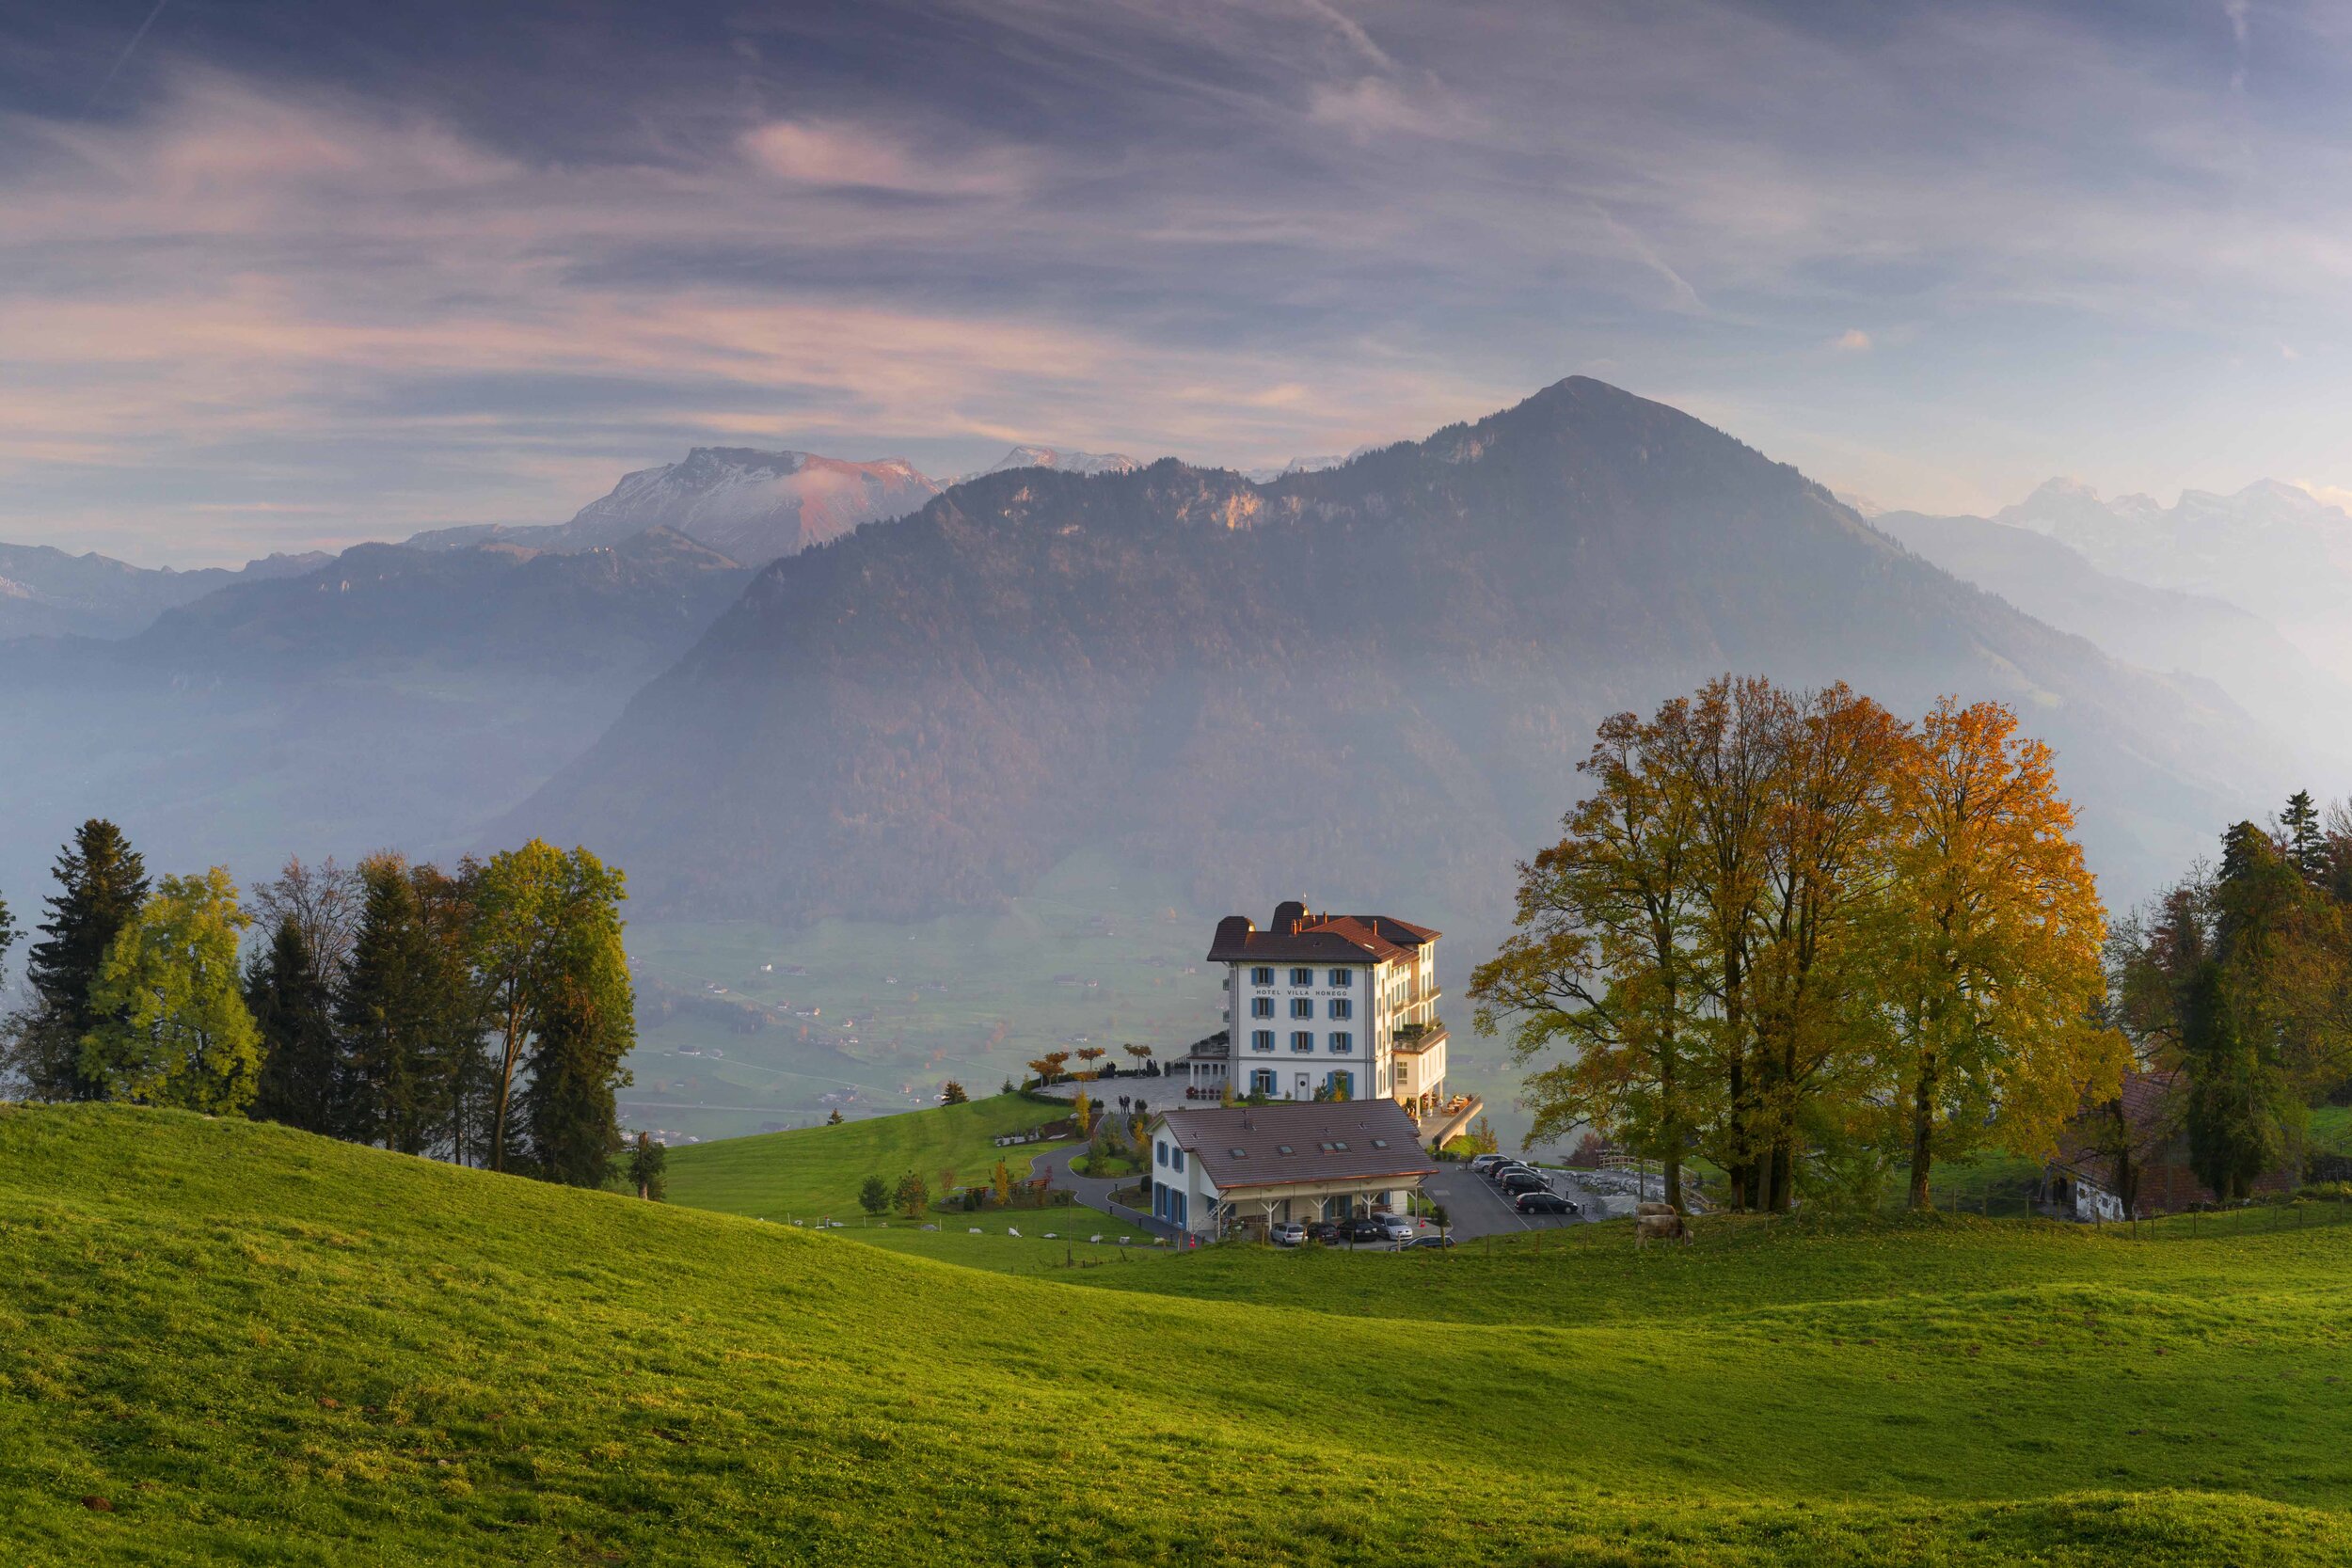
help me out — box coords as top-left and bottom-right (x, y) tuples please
(1995, 478), (2352, 680)
(511, 377), (2280, 925)
(977, 445), (1141, 478)
(0, 543), (330, 641)
(406, 449), (939, 567)
(0, 528), (753, 903)
(1873, 510), (2352, 772)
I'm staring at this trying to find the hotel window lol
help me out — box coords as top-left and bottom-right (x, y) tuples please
(1328, 968), (1351, 987)
(1250, 997), (1274, 1018)
(1250, 1069), (1277, 1096)
(1250, 966), (1273, 986)
(1329, 1031), (1353, 1053)
(1289, 967), (1313, 986)
(1325, 1069), (1354, 1099)
(1291, 998), (1313, 1019)
(1327, 998), (1352, 1020)
(1250, 1029), (1274, 1052)
(1291, 1031), (1314, 1053)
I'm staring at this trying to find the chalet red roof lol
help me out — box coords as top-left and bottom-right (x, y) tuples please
(1205, 901), (1440, 964)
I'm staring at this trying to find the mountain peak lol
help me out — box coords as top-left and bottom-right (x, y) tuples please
(980, 446), (1142, 479)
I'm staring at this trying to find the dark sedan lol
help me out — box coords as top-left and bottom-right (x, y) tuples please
(1513, 1191), (1580, 1215)
(1305, 1220), (1344, 1245)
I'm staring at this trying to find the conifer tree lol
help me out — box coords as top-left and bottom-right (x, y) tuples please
(858, 1174), (889, 1215)
(246, 914), (344, 1135)
(2283, 790), (2327, 884)
(338, 855), (476, 1156)
(13, 820), (149, 1101)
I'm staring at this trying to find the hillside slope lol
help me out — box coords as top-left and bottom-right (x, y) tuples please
(516, 377), (2280, 922)
(0, 543), (329, 641)
(6, 1105), (2352, 1566)
(0, 529), (752, 898)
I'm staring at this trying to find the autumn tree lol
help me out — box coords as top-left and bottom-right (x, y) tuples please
(827, 1108), (845, 1125)
(894, 1170), (930, 1219)
(1075, 1046), (1106, 1077)
(1470, 706), (1706, 1207)
(81, 868), (262, 1113)
(1746, 685), (1909, 1212)
(941, 1080), (968, 1104)
(991, 1158), (1014, 1207)
(1122, 1044), (1153, 1070)
(1886, 698), (2122, 1208)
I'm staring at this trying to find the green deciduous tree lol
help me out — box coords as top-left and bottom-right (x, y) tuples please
(470, 841), (630, 1175)
(80, 868), (262, 1113)
(8, 820), (149, 1101)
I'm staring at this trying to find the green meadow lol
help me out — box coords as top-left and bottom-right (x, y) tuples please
(8, 1102), (2352, 1566)
(660, 1090), (1081, 1227)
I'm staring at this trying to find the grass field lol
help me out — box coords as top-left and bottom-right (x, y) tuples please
(661, 1091), (1079, 1225)
(9, 1102), (2352, 1565)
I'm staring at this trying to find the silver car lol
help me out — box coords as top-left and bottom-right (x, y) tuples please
(1270, 1222), (1307, 1246)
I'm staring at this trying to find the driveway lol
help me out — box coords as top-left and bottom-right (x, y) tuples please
(1032, 1142), (1123, 1212)
(1422, 1164), (1591, 1241)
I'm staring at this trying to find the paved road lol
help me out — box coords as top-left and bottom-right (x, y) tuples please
(1423, 1164), (1590, 1241)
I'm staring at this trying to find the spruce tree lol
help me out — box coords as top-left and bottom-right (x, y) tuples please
(15, 820), (149, 1101)
(338, 858), (443, 1154)
(246, 914), (344, 1135)
(2283, 790), (2326, 883)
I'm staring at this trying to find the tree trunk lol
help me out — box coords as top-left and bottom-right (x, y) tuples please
(491, 995), (524, 1173)
(1906, 1048), (1939, 1210)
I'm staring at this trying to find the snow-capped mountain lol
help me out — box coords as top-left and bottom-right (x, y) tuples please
(975, 445), (1142, 478)
(409, 449), (940, 566)
(1995, 477), (2352, 680)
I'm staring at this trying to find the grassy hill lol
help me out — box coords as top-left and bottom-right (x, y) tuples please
(661, 1091), (1080, 1223)
(7, 1103), (2352, 1565)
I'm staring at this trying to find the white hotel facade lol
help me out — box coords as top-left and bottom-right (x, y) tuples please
(1170, 900), (1450, 1108)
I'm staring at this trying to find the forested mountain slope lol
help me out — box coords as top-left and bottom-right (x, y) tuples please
(516, 377), (2280, 922)
(0, 529), (752, 899)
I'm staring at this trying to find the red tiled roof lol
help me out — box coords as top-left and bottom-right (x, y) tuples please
(1205, 906), (1440, 964)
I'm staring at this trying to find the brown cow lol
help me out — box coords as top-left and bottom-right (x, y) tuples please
(1634, 1203), (1691, 1248)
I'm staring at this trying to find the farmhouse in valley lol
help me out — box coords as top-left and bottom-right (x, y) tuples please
(1169, 900), (1450, 1107)
(1145, 1098), (1439, 1237)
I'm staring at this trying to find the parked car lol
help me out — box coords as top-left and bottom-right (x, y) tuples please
(1270, 1222), (1306, 1247)
(1343, 1217), (1390, 1244)
(1514, 1191), (1579, 1215)
(1402, 1234), (1457, 1249)
(1305, 1220), (1344, 1246)
(1467, 1153), (1512, 1174)
(1487, 1162), (1538, 1182)
(1498, 1171), (1550, 1196)
(1377, 1214), (1417, 1241)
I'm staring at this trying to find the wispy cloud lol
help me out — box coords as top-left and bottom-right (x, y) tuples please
(12, 1), (2352, 556)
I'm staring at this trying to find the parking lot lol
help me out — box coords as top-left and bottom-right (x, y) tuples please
(1422, 1164), (1592, 1242)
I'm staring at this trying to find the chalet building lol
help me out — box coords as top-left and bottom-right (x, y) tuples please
(2041, 1069), (2299, 1220)
(1144, 1099), (1439, 1237)
(1168, 900), (1449, 1109)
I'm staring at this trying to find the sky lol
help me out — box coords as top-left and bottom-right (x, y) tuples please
(5, 0), (2350, 564)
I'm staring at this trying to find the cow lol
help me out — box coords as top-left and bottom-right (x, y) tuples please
(1634, 1202), (1691, 1248)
